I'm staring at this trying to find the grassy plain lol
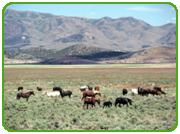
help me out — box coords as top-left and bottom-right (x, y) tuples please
(3, 64), (177, 130)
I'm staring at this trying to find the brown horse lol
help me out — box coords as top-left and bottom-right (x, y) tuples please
(17, 91), (35, 102)
(18, 86), (23, 91)
(37, 87), (42, 91)
(149, 89), (158, 96)
(83, 98), (100, 109)
(94, 86), (100, 91)
(149, 89), (166, 96)
(81, 91), (101, 100)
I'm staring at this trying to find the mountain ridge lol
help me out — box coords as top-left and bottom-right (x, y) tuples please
(4, 9), (176, 51)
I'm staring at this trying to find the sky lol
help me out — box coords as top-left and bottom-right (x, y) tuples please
(6, 3), (176, 26)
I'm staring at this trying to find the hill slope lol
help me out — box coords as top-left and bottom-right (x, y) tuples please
(4, 9), (176, 51)
(119, 46), (176, 63)
(4, 44), (176, 64)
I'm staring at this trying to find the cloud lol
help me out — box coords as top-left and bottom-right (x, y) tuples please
(90, 12), (95, 15)
(126, 6), (162, 12)
(171, 7), (175, 10)
(172, 17), (176, 20)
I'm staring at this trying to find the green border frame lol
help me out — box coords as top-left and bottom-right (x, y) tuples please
(2, 2), (178, 132)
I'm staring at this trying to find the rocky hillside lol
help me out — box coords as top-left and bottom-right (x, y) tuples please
(4, 9), (176, 51)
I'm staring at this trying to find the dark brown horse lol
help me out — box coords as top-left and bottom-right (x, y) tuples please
(53, 87), (61, 91)
(17, 91), (35, 102)
(18, 86), (23, 91)
(81, 91), (101, 100)
(153, 86), (162, 92)
(87, 85), (93, 91)
(37, 87), (42, 91)
(138, 87), (150, 96)
(94, 86), (100, 91)
(83, 98), (100, 109)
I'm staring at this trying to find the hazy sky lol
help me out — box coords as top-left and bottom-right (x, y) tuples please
(6, 3), (176, 26)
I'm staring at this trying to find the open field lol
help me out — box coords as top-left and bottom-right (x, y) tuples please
(4, 63), (176, 68)
(3, 65), (177, 130)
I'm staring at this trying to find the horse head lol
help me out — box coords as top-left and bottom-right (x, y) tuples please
(94, 98), (100, 105)
(42, 91), (47, 95)
(161, 91), (166, 95)
(30, 91), (35, 95)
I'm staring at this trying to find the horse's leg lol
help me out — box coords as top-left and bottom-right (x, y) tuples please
(83, 103), (85, 110)
(87, 104), (88, 109)
(26, 97), (29, 102)
(119, 104), (121, 107)
(81, 95), (84, 100)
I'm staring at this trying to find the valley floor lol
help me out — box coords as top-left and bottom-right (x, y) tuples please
(3, 65), (177, 131)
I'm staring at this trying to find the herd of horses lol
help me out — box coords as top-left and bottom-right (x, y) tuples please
(16, 85), (166, 110)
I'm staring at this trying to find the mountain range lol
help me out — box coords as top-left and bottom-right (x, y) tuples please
(4, 9), (176, 64)
(4, 9), (176, 51)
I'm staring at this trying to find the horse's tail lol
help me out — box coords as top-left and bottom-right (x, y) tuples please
(16, 94), (20, 100)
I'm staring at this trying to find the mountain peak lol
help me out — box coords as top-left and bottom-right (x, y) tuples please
(101, 16), (114, 21)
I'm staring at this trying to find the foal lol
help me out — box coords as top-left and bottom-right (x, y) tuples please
(103, 101), (112, 109)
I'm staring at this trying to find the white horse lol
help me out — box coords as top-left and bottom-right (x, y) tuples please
(131, 89), (138, 96)
(42, 91), (60, 97)
(80, 86), (88, 91)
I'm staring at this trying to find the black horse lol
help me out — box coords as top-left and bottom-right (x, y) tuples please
(115, 97), (132, 107)
(59, 88), (72, 99)
(122, 89), (128, 95)
(103, 101), (112, 109)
